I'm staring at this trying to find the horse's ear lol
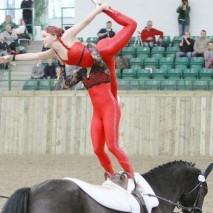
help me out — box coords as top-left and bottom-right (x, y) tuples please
(204, 163), (213, 179)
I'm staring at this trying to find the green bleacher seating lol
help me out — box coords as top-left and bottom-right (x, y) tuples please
(116, 68), (122, 79)
(199, 68), (213, 79)
(209, 81), (213, 90)
(130, 57), (144, 68)
(162, 36), (171, 47)
(166, 46), (179, 57)
(191, 36), (199, 40)
(159, 56), (174, 69)
(172, 36), (182, 46)
(118, 79), (129, 90)
(22, 80), (38, 90)
(161, 80), (177, 90)
(167, 68), (183, 79)
(137, 68), (152, 79)
(183, 68), (198, 79)
(185, 80), (193, 90)
(151, 68), (167, 79)
(121, 46), (136, 57)
(122, 68), (137, 79)
(38, 80), (52, 90)
(129, 80), (139, 90)
(175, 57), (189, 68)
(144, 57), (158, 69)
(193, 80), (209, 90)
(176, 80), (186, 90)
(77, 37), (84, 42)
(86, 37), (98, 44)
(190, 57), (204, 67)
(144, 80), (161, 90)
(151, 46), (165, 56)
(135, 46), (150, 57)
(138, 80), (146, 90)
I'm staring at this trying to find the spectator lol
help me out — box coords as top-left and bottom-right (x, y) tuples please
(0, 15), (18, 32)
(31, 60), (44, 79)
(43, 59), (56, 79)
(204, 41), (213, 69)
(0, 33), (10, 69)
(2, 24), (18, 53)
(53, 66), (64, 90)
(97, 20), (115, 42)
(176, 31), (194, 61)
(176, 0), (190, 36)
(115, 54), (129, 78)
(140, 20), (163, 48)
(20, 0), (33, 36)
(15, 18), (30, 40)
(192, 30), (210, 57)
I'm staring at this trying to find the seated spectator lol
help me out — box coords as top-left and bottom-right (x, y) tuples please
(140, 20), (164, 48)
(0, 33), (10, 69)
(0, 15), (18, 32)
(97, 20), (115, 42)
(2, 24), (18, 53)
(53, 66), (64, 90)
(31, 60), (44, 79)
(15, 18), (30, 40)
(176, 31), (194, 61)
(115, 54), (129, 78)
(43, 59), (56, 79)
(64, 65), (84, 90)
(192, 30), (210, 57)
(204, 41), (213, 69)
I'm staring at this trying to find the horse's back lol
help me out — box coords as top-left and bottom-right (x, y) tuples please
(30, 179), (83, 213)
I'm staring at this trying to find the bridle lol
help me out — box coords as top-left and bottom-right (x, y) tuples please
(144, 174), (206, 213)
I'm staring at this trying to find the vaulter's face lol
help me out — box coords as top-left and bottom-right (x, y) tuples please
(42, 31), (55, 48)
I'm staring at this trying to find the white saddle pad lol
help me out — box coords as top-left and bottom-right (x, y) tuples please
(64, 177), (140, 213)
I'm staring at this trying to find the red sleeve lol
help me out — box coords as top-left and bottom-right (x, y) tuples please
(152, 28), (164, 39)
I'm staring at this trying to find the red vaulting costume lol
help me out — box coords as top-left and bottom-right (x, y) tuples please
(55, 8), (137, 176)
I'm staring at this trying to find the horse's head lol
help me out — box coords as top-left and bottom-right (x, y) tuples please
(179, 163), (213, 213)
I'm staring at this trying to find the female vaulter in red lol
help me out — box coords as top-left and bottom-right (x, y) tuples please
(0, 2), (137, 177)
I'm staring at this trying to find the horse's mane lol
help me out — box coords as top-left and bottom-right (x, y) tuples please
(142, 160), (196, 176)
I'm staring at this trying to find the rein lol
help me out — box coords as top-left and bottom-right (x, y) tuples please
(145, 193), (202, 212)
(0, 195), (9, 199)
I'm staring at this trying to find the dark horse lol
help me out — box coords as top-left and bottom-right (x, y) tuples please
(2, 161), (213, 213)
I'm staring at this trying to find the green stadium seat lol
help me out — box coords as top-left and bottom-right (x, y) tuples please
(122, 68), (137, 79)
(121, 46), (136, 57)
(176, 80), (186, 90)
(77, 37), (84, 42)
(171, 36), (182, 46)
(127, 37), (137, 46)
(135, 46), (150, 57)
(38, 80), (52, 90)
(130, 57), (144, 68)
(159, 56), (174, 69)
(22, 80), (38, 90)
(209, 81), (213, 90)
(167, 68), (183, 79)
(161, 80), (177, 90)
(118, 79), (129, 90)
(86, 37), (98, 44)
(129, 80), (139, 90)
(151, 46), (165, 56)
(183, 68), (198, 79)
(193, 80), (209, 90)
(144, 57), (158, 69)
(162, 36), (171, 46)
(199, 68), (213, 80)
(185, 80), (193, 90)
(191, 36), (199, 40)
(151, 68), (167, 79)
(137, 68), (152, 79)
(175, 57), (189, 68)
(144, 80), (161, 90)
(137, 54), (149, 59)
(190, 64), (203, 71)
(190, 57), (204, 67)
(166, 46), (179, 57)
(138, 80), (146, 90)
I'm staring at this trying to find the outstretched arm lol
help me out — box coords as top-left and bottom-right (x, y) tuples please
(0, 49), (55, 63)
(62, 3), (112, 41)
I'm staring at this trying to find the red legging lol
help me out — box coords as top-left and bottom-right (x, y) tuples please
(96, 8), (137, 100)
(88, 83), (134, 176)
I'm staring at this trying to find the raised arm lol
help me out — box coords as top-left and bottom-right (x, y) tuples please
(62, 3), (112, 41)
(0, 49), (55, 63)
